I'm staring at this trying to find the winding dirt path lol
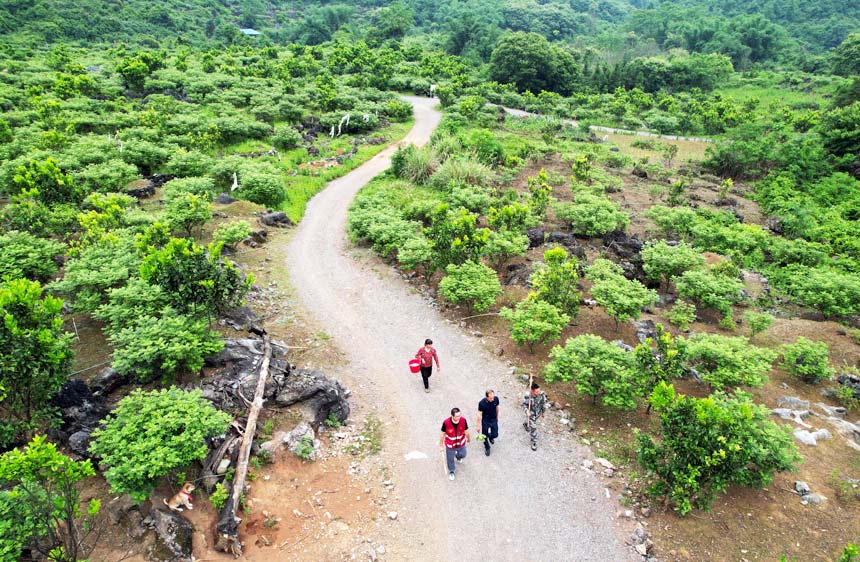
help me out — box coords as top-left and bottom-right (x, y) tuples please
(285, 96), (635, 562)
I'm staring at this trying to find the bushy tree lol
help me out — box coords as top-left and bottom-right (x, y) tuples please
(12, 158), (80, 205)
(396, 235), (434, 277)
(162, 177), (216, 199)
(489, 32), (577, 95)
(0, 231), (66, 282)
(94, 278), (169, 337)
(238, 170), (286, 208)
(140, 238), (253, 319)
(108, 308), (224, 383)
(744, 311), (774, 338)
(0, 436), (101, 562)
(637, 382), (800, 515)
(74, 160), (139, 194)
(487, 202), (535, 232)
(48, 236), (140, 313)
(500, 299), (569, 352)
(438, 260), (501, 312)
(484, 229), (529, 269)
(528, 247), (581, 317)
(0, 280), (73, 448)
(272, 126), (302, 150)
(674, 267), (744, 325)
(554, 194), (629, 237)
(213, 220), (253, 250)
(781, 337), (833, 384)
(586, 259), (657, 329)
(641, 240), (704, 291)
(667, 300), (697, 331)
(164, 192), (212, 238)
(163, 150), (213, 177)
(425, 204), (488, 268)
(685, 333), (776, 390)
(634, 324), (687, 413)
(543, 334), (641, 410)
(832, 33), (860, 76)
(527, 169), (552, 219)
(89, 388), (231, 502)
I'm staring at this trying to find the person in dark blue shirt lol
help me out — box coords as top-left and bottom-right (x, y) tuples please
(477, 390), (500, 456)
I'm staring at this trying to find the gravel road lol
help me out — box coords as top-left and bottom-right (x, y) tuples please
(285, 96), (636, 562)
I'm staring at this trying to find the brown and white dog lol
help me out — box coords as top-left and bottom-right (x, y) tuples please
(163, 482), (195, 512)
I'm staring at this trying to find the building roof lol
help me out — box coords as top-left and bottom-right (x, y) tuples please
(239, 28), (261, 36)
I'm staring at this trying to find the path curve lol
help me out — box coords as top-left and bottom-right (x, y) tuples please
(286, 96), (635, 562)
(500, 105), (713, 143)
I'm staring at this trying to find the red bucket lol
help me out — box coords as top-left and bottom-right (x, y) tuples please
(408, 359), (421, 374)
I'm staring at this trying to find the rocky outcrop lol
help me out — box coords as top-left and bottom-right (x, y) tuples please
(259, 211), (293, 227)
(202, 339), (350, 425)
(145, 509), (193, 562)
(48, 379), (109, 458)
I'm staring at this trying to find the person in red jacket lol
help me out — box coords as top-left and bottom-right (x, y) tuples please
(439, 407), (470, 480)
(415, 338), (441, 393)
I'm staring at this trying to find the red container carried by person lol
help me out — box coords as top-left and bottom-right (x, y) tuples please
(408, 358), (421, 374)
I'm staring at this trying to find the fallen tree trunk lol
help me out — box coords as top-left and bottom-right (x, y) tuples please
(215, 335), (271, 557)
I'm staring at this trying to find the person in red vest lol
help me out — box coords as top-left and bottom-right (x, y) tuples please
(439, 407), (471, 480)
(415, 338), (441, 393)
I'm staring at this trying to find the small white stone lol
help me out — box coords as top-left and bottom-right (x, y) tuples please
(388, 511), (398, 520)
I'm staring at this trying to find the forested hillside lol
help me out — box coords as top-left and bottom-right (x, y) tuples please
(1, 0), (859, 561)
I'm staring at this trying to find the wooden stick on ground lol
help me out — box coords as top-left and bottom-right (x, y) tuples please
(215, 335), (272, 557)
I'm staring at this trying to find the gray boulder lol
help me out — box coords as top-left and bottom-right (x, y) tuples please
(794, 481), (810, 495)
(220, 306), (261, 332)
(777, 396), (810, 410)
(259, 211), (293, 227)
(525, 228), (545, 249)
(634, 320), (656, 344)
(214, 193), (238, 204)
(146, 509), (193, 562)
(48, 379), (108, 458)
(89, 367), (129, 396)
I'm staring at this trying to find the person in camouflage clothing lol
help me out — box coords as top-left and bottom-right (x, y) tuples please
(522, 382), (547, 451)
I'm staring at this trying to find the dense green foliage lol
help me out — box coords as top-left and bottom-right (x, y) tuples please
(500, 299), (569, 351)
(438, 260), (501, 312)
(89, 388), (231, 502)
(685, 333), (777, 390)
(528, 247), (581, 317)
(586, 258), (657, 328)
(780, 337), (833, 384)
(637, 382), (800, 515)
(0, 435), (100, 562)
(0, 280), (74, 448)
(544, 334), (641, 410)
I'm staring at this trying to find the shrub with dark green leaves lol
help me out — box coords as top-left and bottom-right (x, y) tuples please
(163, 150), (214, 178)
(0, 230), (66, 282)
(781, 337), (833, 384)
(89, 388), (231, 502)
(164, 192), (212, 237)
(685, 333), (777, 390)
(484, 229), (529, 269)
(162, 177), (216, 199)
(487, 202), (535, 232)
(500, 299), (569, 352)
(74, 160), (139, 194)
(543, 334), (641, 410)
(238, 170), (286, 208)
(93, 278), (169, 336)
(637, 382), (800, 515)
(744, 311), (774, 338)
(438, 260), (501, 312)
(140, 238), (253, 319)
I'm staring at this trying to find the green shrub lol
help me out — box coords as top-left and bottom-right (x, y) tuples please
(425, 204), (487, 268)
(641, 240), (704, 290)
(108, 308), (224, 383)
(213, 221), (253, 249)
(0, 230), (65, 282)
(637, 382), (800, 515)
(429, 156), (493, 190)
(238, 170), (286, 208)
(500, 299), (569, 352)
(448, 183), (493, 213)
(162, 177), (216, 199)
(294, 435), (315, 460)
(543, 334), (641, 410)
(667, 300), (697, 330)
(0, 279), (74, 448)
(838, 544), (860, 562)
(438, 260), (501, 312)
(272, 126), (302, 150)
(744, 311), (774, 338)
(164, 192), (212, 237)
(528, 247), (581, 317)
(75, 160), (140, 193)
(210, 482), (229, 511)
(487, 203), (535, 232)
(527, 169), (553, 219)
(634, 324), (687, 413)
(554, 194), (629, 236)
(163, 150), (214, 177)
(89, 387), (231, 502)
(781, 337), (833, 384)
(483, 230), (529, 269)
(462, 129), (504, 166)
(685, 333), (777, 390)
(586, 259), (657, 328)
(674, 267), (744, 325)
